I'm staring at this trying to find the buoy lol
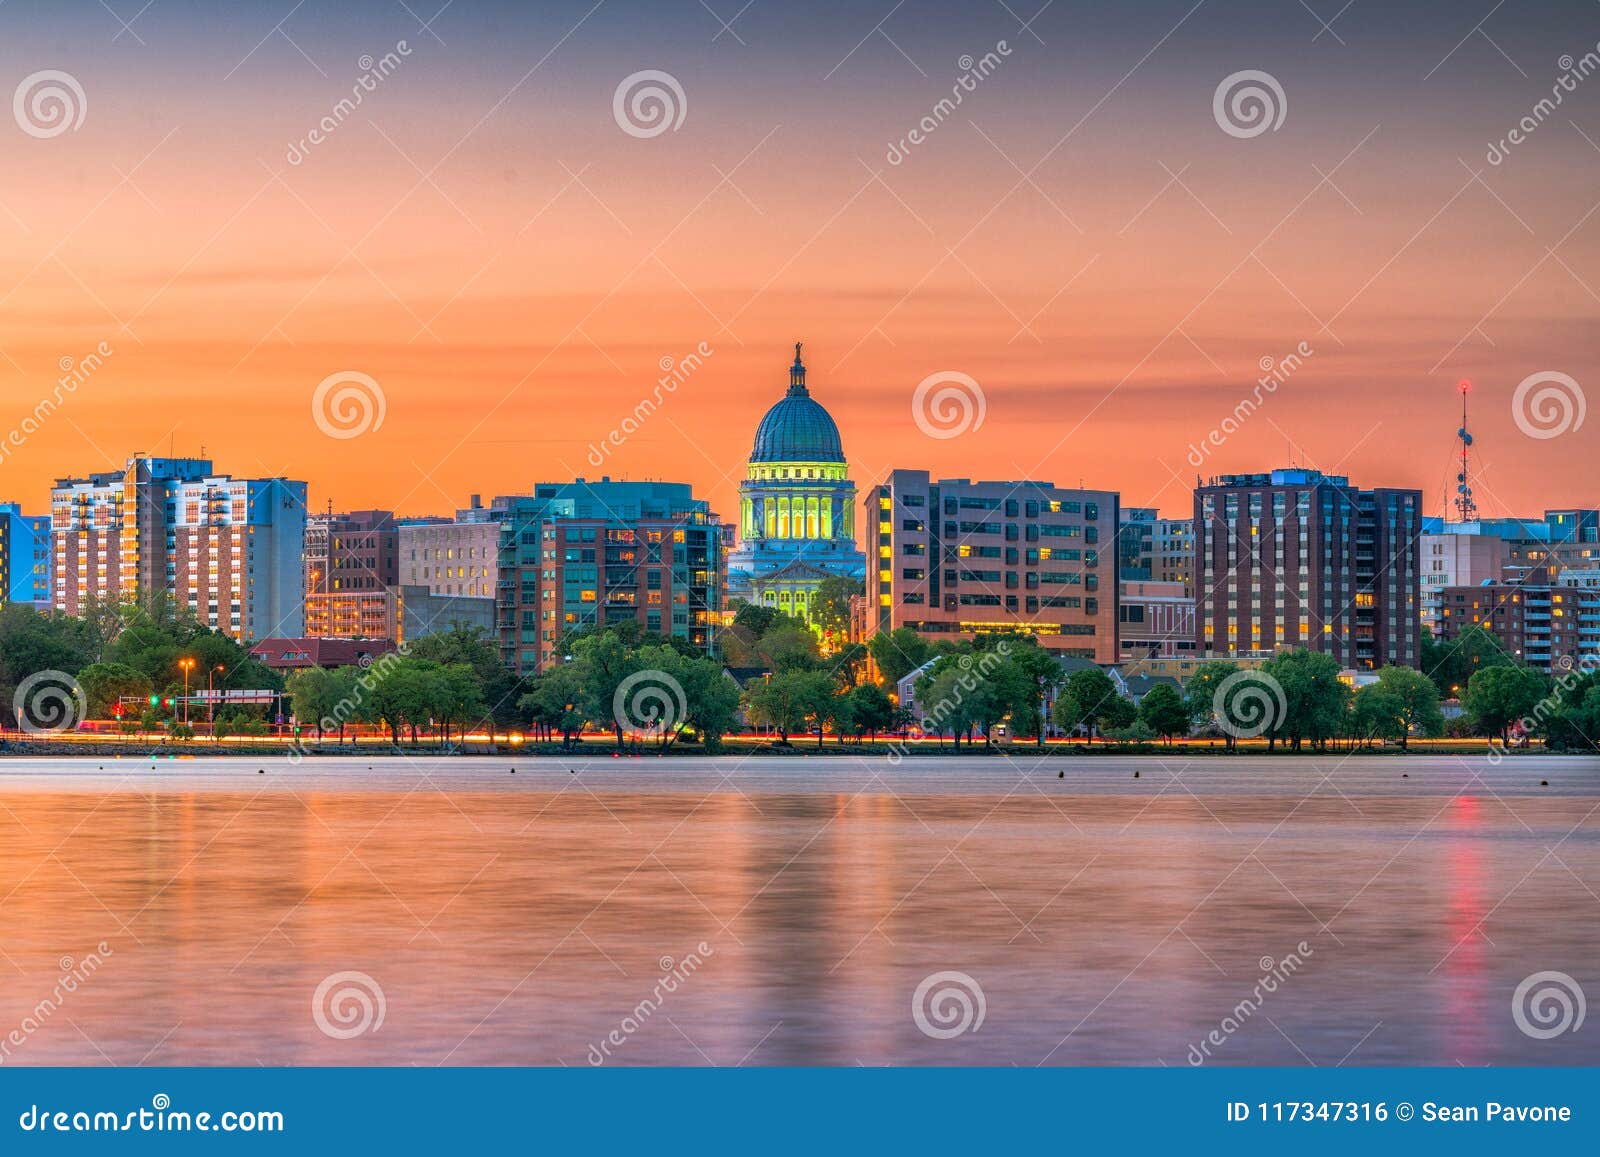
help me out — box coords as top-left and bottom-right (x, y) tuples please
(258, 769), (264, 775)
(1541, 779), (1549, 786)
(1133, 770), (1140, 778)
(1402, 773), (1408, 778)
(1058, 770), (1064, 779)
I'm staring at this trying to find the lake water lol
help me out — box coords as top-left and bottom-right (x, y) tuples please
(0, 753), (1596, 1066)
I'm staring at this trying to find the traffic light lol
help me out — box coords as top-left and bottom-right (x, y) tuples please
(149, 695), (159, 706)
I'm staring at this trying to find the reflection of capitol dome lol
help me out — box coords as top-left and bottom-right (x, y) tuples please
(726, 344), (866, 624)
(750, 374), (845, 463)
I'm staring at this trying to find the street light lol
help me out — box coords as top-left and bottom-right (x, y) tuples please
(178, 658), (195, 725)
(208, 664), (226, 732)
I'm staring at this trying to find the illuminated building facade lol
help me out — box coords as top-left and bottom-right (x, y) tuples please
(303, 509), (399, 640)
(50, 454), (306, 640)
(1194, 468), (1421, 669)
(726, 346), (865, 622)
(864, 470), (1121, 661)
(495, 479), (722, 674)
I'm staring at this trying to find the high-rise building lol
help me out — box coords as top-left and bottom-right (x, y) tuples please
(863, 470), (1120, 661)
(1117, 508), (1195, 591)
(495, 479), (722, 673)
(1194, 468), (1422, 669)
(0, 503), (51, 606)
(726, 345), (866, 623)
(50, 454), (306, 640)
(304, 509), (400, 639)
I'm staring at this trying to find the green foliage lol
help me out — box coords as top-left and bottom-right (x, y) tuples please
(1372, 665), (1444, 748)
(810, 575), (861, 638)
(867, 627), (933, 687)
(1422, 625), (1516, 700)
(1258, 649), (1350, 751)
(1350, 685), (1407, 746)
(76, 662), (152, 718)
(1052, 667), (1120, 743)
(1462, 664), (1549, 741)
(1136, 682), (1189, 744)
(1182, 660), (1241, 743)
(745, 670), (833, 744)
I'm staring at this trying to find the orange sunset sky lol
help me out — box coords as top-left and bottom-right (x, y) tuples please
(1, 0), (1595, 524)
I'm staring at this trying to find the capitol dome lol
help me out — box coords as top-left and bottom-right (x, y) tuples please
(749, 345), (845, 463)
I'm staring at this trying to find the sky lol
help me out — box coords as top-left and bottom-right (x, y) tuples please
(1, 0), (1596, 523)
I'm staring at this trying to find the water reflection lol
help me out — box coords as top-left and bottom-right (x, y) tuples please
(0, 757), (1595, 1066)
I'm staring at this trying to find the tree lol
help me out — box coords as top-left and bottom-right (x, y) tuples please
(867, 627), (933, 688)
(1546, 673), (1600, 752)
(75, 662), (152, 719)
(675, 656), (742, 751)
(1259, 650), (1349, 752)
(1055, 668), (1121, 743)
(1422, 624), (1516, 700)
(519, 664), (587, 748)
(999, 639), (1066, 748)
(1182, 660), (1242, 748)
(810, 575), (861, 640)
(286, 667), (342, 741)
(570, 632), (642, 750)
(745, 670), (833, 745)
(846, 682), (895, 743)
(1137, 682), (1189, 746)
(1463, 664), (1548, 743)
(1350, 685), (1407, 748)
(1373, 665), (1444, 750)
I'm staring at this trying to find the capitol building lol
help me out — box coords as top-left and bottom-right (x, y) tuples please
(727, 345), (866, 622)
